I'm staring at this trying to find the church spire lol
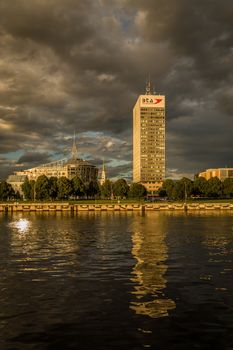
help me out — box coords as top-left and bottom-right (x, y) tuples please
(71, 131), (78, 160)
(100, 159), (107, 185)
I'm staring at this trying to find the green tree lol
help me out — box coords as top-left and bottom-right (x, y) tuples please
(193, 177), (208, 196)
(113, 179), (129, 198)
(172, 181), (184, 200)
(172, 178), (193, 200)
(158, 188), (167, 197)
(29, 180), (36, 200)
(35, 175), (50, 200)
(181, 177), (193, 198)
(72, 176), (85, 198)
(206, 177), (222, 197)
(128, 183), (147, 199)
(15, 191), (21, 200)
(0, 181), (15, 201)
(160, 179), (175, 198)
(49, 177), (58, 200)
(86, 180), (100, 198)
(57, 177), (73, 200)
(21, 178), (35, 200)
(100, 179), (112, 199)
(222, 178), (233, 198)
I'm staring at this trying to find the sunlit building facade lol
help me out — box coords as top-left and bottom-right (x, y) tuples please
(13, 136), (98, 183)
(198, 168), (233, 181)
(133, 82), (165, 194)
(15, 159), (98, 182)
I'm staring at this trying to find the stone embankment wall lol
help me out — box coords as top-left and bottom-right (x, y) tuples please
(0, 202), (233, 212)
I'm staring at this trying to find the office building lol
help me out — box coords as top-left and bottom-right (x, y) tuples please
(133, 81), (165, 194)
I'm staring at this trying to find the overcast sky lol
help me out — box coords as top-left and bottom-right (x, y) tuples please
(0, 0), (232, 180)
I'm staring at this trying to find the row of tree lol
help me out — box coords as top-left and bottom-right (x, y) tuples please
(159, 177), (233, 199)
(0, 175), (147, 201)
(1, 175), (233, 201)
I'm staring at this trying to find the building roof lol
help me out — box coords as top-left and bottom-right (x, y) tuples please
(7, 174), (28, 182)
(66, 158), (96, 167)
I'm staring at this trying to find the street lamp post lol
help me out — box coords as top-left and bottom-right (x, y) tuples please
(184, 181), (188, 211)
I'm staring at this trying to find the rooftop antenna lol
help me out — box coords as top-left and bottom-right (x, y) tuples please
(71, 131), (78, 160)
(145, 73), (152, 95)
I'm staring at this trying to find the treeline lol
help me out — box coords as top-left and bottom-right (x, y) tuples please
(0, 175), (147, 201)
(1, 175), (233, 202)
(159, 177), (233, 199)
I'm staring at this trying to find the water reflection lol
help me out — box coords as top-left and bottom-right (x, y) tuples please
(130, 215), (175, 318)
(5, 212), (81, 278)
(8, 218), (31, 235)
(199, 216), (233, 288)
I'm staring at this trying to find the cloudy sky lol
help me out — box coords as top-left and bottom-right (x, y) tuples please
(0, 0), (232, 180)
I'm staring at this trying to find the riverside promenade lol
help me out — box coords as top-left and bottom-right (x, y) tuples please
(0, 202), (233, 212)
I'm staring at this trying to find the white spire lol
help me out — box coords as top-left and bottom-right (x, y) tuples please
(71, 131), (78, 160)
(100, 159), (106, 185)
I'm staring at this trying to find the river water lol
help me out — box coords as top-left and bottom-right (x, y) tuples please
(0, 211), (233, 349)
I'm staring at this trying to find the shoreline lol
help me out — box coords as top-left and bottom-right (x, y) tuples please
(0, 202), (233, 212)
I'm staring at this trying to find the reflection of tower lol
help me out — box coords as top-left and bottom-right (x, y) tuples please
(100, 160), (107, 185)
(130, 214), (175, 318)
(71, 132), (78, 160)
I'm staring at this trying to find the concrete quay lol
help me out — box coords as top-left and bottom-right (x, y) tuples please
(0, 202), (233, 212)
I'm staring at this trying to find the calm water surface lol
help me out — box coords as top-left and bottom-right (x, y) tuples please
(0, 211), (233, 349)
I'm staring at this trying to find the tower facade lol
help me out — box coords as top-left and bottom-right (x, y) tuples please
(133, 84), (165, 194)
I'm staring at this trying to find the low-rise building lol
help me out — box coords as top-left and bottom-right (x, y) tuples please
(9, 136), (98, 184)
(15, 158), (98, 183)
(198, 168), (233, 181)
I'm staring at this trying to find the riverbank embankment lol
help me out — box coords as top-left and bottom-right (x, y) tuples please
(0, 202), (233, 212)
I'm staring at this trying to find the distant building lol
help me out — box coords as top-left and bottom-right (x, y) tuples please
(6, 174), (28, 196)
(198, 168), (233, 181)
(99, 160), (107, 185)
(13, 135), (98, 183)
(133, 80), (165, 194)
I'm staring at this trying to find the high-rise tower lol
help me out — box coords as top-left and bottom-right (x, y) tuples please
(133, 82), (165, 194)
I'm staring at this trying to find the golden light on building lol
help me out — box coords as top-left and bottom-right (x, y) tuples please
(11, 135), (98, 183)
(133, 81), (165, 194)
(198, 168), (233, 180)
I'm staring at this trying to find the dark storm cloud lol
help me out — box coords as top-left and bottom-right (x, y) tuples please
(17, 152), (51, 165)
(0, 0), (232, 179)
